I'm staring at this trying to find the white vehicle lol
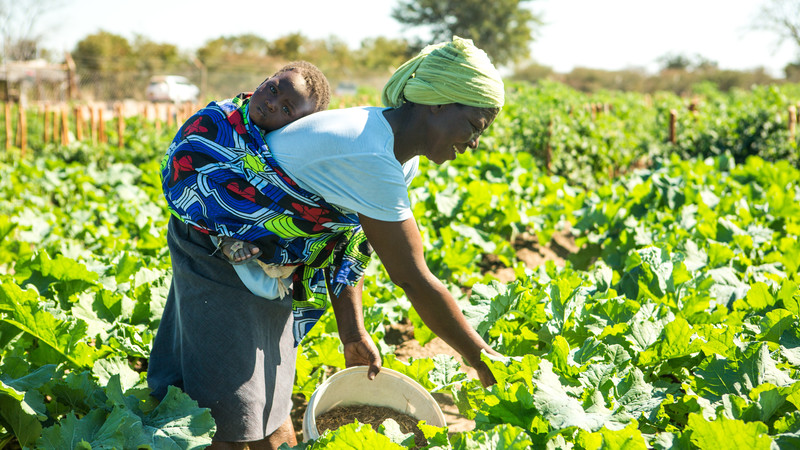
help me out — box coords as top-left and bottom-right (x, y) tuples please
(146, 75), (200, 103)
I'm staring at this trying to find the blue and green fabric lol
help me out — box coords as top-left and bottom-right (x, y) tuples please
(160, 93), (372, 344)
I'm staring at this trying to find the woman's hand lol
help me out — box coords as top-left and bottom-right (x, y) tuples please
(342, 335), (382, 380)
(326, 276), (381, 379)
(468, 348), (503, 388)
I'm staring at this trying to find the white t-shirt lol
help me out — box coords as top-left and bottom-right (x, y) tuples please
(234, 106), (419, 298)
(268, 106), (418, 221)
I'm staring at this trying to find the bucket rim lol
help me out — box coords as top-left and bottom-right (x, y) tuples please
(302, 365), (447, 441)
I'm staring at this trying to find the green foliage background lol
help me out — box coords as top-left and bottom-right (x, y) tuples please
(0, 79), (799, 448)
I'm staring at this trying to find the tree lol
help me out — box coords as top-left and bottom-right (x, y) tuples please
(752, 0), (800, 76)
(656, 53), (718, 72)
(0, 0), (62, 61)
(72, 31), (135, 99)
(356, 37), (416, 71)
(391, 0), (541, 66)
(752, 0), (800, 50)
(268, 32), (306, 61)
(657, 53), (693, 71)
(73, 31), (133, 72)
(132, 35), (184, 73)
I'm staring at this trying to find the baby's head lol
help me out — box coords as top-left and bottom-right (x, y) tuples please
(249, 60), (331, 131)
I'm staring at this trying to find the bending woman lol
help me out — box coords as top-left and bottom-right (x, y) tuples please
(149, 36), (505, 449)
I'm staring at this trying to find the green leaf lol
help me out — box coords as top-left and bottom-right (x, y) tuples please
(707, 242), (735, 268)
(532, 360), (624, 432)
(451, 423), (533, 450)
(0, 363), (54, 445)
(306, 336), (345, 369)
(481, 353), (540, 389)
(616, 368), (674, 423)
(686, 413), (773, 450)
(758, 309), (796, 343)
(681, 240), (708, 272)
(408, 306), (436, 347)
(37, 406), (150, 449)
(381, 355), (437, 391)
(294, 349), (322, 400)
(20, 251), (98, 302)
(547, 335), (579, 378)
(780, 329), (800, 367)
(1, 364), (56, 392)
(695, 343), (794, 401)
(742, 342), (794, 389)
(576, 421), (648, 450)
(450, 223), (497, 253)
(50, 371), (107, 414)
(114, 251), (142, 284)
(0, 281), (103, 368)
(427, 354), (467, 391)
(377, 419), (415, 447)
(418, 422), (450, 447)
(467, 280), (523, 337)
(778, 280), (800, 317)
(478, 381), (538, 432)
(638, 317), (700, 366)
(315, 421), (403, 449)
(706, 267), (749, 307)
(94, 356), (142, 392)
(0, 393), (44, 447)
(142, 385), (215, 449)
(732, 281), (774, 312)
(593, 261), (613, 293)
(543, 274), (587, 335)
(650, 431), (692, 450)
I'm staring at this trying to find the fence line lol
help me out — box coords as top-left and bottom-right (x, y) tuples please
(3, 100), (799, 157)
(2, 101), (201, 155)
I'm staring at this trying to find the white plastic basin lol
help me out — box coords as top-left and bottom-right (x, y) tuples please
(302, 366), (447, 441)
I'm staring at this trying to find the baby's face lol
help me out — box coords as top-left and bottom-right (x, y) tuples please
(249, 70), (316, 131)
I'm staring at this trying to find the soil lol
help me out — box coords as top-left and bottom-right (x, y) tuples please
(316, 404), (427, 447)
(292, 228), (577, 442)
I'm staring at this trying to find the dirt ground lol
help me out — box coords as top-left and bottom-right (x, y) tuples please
(293, 229), (577, 441)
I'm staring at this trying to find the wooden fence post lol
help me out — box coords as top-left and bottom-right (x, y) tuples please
(143, 103), (151, 126)
(155, 103), (162, 134)
(669, 109), (678, 144)
(99, 108), (106, 144)
(5, 103), (12, 151)
(44, 104), (50, 144)
(61, 106), (69, 146)
(90, 106), (97, 144)
(18, 104), (26, 157)
(116, 103), (124, 149)
(53, 108), (60, 146)
(789, 105), (797, 140)
(75, 106), (84, 142)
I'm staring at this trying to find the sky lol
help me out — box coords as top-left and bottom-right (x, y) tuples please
(37, 0), (798, 77)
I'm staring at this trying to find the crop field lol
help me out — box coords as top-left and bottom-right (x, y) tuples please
(1, 80), (799, 449)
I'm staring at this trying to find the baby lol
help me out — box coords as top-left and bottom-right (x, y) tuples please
(163, 60), (331, 265)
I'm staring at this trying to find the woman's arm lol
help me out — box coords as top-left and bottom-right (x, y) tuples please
(358, 214), (499, 387)
(326, 275), (382, 380)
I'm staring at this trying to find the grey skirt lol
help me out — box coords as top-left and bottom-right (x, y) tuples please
(147, 217), (296, 441)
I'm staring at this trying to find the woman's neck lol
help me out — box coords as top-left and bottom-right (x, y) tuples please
(383, 103), (422, 165)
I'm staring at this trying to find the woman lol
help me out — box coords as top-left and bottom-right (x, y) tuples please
(148, 36), (505, 449)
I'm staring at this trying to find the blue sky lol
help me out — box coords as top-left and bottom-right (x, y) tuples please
(40, 0), (797, 77)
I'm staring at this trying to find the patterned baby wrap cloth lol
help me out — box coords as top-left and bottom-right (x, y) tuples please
(160, 94), (372, 344)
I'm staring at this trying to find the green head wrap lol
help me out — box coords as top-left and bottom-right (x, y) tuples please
(381, 36), (504, 109)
